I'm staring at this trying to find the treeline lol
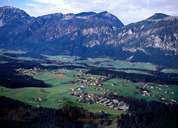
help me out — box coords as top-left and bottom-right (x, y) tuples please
(1, 96), (178, 128)
(0, 96), (111, 128)
(118, 98), (178, 128)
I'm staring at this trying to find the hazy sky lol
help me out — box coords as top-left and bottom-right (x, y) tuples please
(0, 0), (178, 24)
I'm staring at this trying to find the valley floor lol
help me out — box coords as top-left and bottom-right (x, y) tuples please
(0, 49), (178, 127)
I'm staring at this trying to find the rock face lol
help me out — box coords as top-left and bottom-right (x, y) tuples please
(0, 6), (178, 67)
(118, 13), (178, 52)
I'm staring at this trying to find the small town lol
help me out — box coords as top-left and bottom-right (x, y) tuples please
(71, 70), (129, 111)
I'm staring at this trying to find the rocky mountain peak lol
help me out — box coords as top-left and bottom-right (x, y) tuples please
(0, 6), (31, 26)
(0, 6), (30, 18)
(96, 11), (124, 27)
(148, 13), (169, 20)
(98, 11), (118, 19)
(0, 7), (178, 67)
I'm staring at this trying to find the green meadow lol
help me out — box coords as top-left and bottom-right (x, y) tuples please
(102, 78), (178, 102)
(0, 69), (121, 117)
(0, 53), (178, 117)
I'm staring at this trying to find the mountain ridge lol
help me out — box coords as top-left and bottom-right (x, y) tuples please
(0, 6), (178, 67)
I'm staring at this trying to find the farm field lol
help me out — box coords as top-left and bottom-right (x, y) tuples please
(161, 68), (178, 74)
(102, 78), (178, 103)
(1, 67), (178, 116)
(0, 68), (122, 117)
(42, 55), (178, 75)
(0, 51), (178, 122)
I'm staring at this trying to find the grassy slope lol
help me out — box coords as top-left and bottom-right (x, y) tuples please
(77, 57), (156, 71)
(0, 69), (121, 117)
(103, 78), (178, 102)
(161, 68), (178, 74)
(0, 53), (177, 117)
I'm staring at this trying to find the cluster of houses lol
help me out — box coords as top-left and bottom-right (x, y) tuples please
(97, 98), (129, 111)
(75, 70), (107, 87)
(139, 83), (177, 104)
(71, 87), (129, 111)
(139, 87), (151, 97)
(16, 67), (41, 76)
(71, 70), (129, 111)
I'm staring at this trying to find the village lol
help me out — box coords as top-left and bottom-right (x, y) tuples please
(138, 83), (177, 104)
(15, 67), (177, 108)
(71, 70), (129, 111)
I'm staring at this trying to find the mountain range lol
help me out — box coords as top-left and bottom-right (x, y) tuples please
(0, 6), (178, 67)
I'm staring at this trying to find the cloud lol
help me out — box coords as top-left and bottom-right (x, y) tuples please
(24, 0), (79, 16)
(24, 5), (78, 16)
(33, 0), (64, 5)
(22, 0), (178, 24)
